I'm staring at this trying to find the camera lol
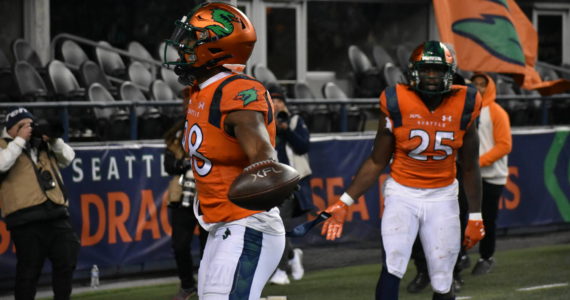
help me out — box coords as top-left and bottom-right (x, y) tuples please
(276, 111), (290, 124)
(39, 169), (57, 191)
(31, 118), (64, 139)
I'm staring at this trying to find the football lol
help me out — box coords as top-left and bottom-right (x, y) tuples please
(228, 160), (300, 211)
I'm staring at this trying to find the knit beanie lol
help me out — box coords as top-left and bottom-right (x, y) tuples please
(5, 107), (35, 130)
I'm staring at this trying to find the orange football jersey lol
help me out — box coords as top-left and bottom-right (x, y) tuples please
(380, 84), (482, 188)
(183, 74), (276, 223)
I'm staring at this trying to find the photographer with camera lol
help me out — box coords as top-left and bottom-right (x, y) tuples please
(267, 84), (315, 285)
(0, 107), (79, 300)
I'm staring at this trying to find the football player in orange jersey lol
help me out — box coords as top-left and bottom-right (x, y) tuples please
(321, 41), (485, 300)
(164, 2), (285, 299)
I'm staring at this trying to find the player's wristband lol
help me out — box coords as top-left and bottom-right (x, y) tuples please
(469, 212), (482, 220)
(340, 192), (355, 206)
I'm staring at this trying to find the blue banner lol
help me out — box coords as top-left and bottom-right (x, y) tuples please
(1, 128), (569, 279)
(0, 144), (174, 280)
(308, 129), (570, 233)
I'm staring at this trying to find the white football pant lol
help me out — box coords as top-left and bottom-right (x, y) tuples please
(381, 177), (460, 294)
(198, 224), (285, 300)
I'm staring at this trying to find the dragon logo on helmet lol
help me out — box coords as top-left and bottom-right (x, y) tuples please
(206, 9), (238, 38)
(163, 2), (256, 72)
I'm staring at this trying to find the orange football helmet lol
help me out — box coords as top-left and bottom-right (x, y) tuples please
(407, 41), (456, 94)
(164, 2), (256, 69)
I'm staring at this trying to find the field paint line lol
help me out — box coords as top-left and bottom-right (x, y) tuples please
(457, 297), (472, 300)
(517, 282), (568, 292)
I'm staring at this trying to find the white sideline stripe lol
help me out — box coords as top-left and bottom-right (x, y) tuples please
(517, 282), (568, 291)
(457, 296), (472, 299)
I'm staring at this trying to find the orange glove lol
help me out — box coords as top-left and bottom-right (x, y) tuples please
(463, 213), (485, 249)
(320, 193), (353, 241)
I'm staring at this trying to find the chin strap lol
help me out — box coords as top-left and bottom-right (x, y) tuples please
(174, 55), (235, 86)
(174, 65), (197, 86)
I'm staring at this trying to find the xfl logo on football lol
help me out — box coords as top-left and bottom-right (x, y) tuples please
(250, 167), (283, 182)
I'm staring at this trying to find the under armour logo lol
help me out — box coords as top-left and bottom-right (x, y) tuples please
(223, 228), (231, 240)
(442, 115), (452, 122)
(198, 102), (205, 110)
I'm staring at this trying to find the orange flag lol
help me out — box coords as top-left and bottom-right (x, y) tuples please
(434, 0), (570, 95)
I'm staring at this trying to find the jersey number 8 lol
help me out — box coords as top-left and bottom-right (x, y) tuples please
(183, 122), (212, 176)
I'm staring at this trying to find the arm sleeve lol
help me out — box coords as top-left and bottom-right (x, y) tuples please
(50, 138), (76, 168)
(0, 137), (27, 173)
(479, 103), (512, 167)
(164, 149), (186, 175)
(284, 117), (310, 154)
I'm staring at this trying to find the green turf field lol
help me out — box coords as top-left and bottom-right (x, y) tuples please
(58, 243), (570, 300)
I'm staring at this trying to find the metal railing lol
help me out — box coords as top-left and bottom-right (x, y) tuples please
(0, 101), (180, 141)
(50, 33), (167, 79)
(1, 94), (569, 141)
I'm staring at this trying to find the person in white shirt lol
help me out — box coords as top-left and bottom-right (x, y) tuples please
(0, 107), (78, 300)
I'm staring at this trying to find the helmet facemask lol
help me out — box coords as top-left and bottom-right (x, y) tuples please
(409, 62), (455, 95)
(164, 16), (215, 68)
(407, 41), (457, 95)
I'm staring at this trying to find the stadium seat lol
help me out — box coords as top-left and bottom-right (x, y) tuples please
(293, 82), (329, 132)
(252, 64), (279, 86)
(495, 78), (516, 95)
(95, 41), (127, 79)
(128, 61), (153, 92)
(293, 81), (319, 116)
(87, 83), (118, 119)
(158, 41), (178, 63)
(150, 79), (175, 101)
(46, 58), (92, 140)
(323, 81), (366, 132)
(47, 60), (85, 100)
(160, 67), (185, 97)
(128, 41), (156, 70)
(80, 60), (117, 96)
(536, 64), (559, 81)
(372, 45), (395, 71)
(13, 60), (49, 100)
(88, 83), (129, 140)
(150, 79), (180, 118)
(121, 81), (165, 139)
(395, 44), (413, 69)
(348, 45), (376, 74)
(322, 81), (351, 111)
(383, 62), (407, 87)
(60, 40), (89, 71)
(119, 81), (148, 117)
(12, 38), (43, 69)
(294, 82), (316, 100)
(347, 45), (383, 98)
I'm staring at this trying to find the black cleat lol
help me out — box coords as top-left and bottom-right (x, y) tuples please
(457, 254), (471, 271)
(472, 257), (495, 275)
(407, 272), (430, 293)
(453, 273), (464, 292)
